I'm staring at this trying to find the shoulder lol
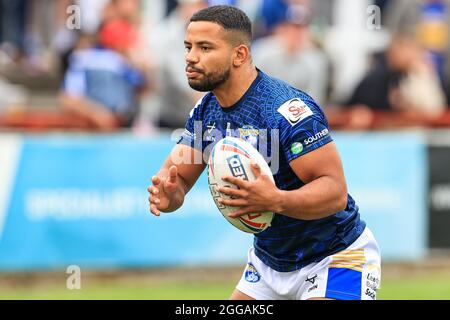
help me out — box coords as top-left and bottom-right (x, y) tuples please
(187, 93), (215, 120)
(257, 72), (326, 127)
(69, 48), (126, 71)
(256, 71), (295, 102)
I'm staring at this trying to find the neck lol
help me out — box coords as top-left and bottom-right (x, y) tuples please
(213, 65), (258, 108)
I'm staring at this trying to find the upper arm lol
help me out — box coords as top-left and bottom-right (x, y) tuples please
(276, 96), (346, 188)
(63, 54), (86, 97)
(289, 142), (347, 191)
(63, 70), (86, 97)
(162, 144), (206, 193)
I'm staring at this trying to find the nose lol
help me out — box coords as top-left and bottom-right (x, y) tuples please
(185, 48), (199, 65)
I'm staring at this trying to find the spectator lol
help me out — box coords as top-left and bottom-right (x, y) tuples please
(59, 19), (147, 131)
(384, 0), (450, 104)
(57, 0), (148, 77)
(252, 1), (329, 105)
(53, 0), (111, 74)
(0, 0), (27, 62)
(103, 0), (142, 25)
(345, 34), (446, 129)
(323, 0), (391, 105)
(146, 0), (208, 130)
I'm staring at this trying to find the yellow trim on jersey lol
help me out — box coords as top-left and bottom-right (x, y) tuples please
(329, 249), (366, 272)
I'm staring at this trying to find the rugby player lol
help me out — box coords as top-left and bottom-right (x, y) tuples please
(148, 5), (381, 300)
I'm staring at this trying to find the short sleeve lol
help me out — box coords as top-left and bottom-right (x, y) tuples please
(177, 97), (204, 152)
(63, 67), (86, 97)
(278, 98), (333, 163)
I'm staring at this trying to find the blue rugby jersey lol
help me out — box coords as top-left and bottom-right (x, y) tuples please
(177, 69), (366, 272)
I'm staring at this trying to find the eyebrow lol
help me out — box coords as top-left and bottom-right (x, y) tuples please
(184, 40), (216, 46)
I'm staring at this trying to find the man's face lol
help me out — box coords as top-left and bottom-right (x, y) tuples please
(184, 21), (234, 92)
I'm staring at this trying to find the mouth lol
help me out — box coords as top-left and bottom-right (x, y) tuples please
(186, 66), (203, 79)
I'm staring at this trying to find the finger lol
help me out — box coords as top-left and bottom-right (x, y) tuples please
(150, 204), (160, 216)
(147, 186), (159, 195)
(250, 162), (261, 178)
(218, 186), (246, 198)
(218, 197), (247, 207)
(221, 175), (248, 189)
(168, 165), (178, 184)
(148, 195), (160, 205)
(228, 208), (248, 218)
(152, 175), (161, 186)
(228, 206), (261, 218)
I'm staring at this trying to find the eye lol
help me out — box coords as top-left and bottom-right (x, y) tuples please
(201, 46), (210, 52)
(185, 46), (191, 53)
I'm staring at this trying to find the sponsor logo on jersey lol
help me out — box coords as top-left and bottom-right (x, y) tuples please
(204, 122), (217, 141)
(305, 274), (318, 285)
(244, 263), (261, 283)
(305, 274), (319, 293)
(308, 284), (318, 293)
(291, 142), (303, 155)
(365, 263), (380, 300)
(207, 122), (216, 133)
(303, 129), (329, 146)
(365, 288), (376, 299)
(277, 98), (313, 126)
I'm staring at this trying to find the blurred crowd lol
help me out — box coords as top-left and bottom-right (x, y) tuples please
(1, 0), (450, 132)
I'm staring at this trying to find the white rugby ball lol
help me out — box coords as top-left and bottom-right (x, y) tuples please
(207, 137), (275, 234)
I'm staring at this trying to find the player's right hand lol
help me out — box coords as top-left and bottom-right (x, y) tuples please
(148, 165), (180, 216)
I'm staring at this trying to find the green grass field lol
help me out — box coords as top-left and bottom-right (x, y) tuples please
(1, 266), (450, 300)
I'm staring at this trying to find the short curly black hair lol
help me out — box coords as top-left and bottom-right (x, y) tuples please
(190, 5), (252, 46)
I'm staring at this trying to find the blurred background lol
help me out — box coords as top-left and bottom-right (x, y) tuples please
(0, 0), (450, 300)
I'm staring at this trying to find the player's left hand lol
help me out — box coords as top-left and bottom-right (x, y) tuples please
(217, 163), (283, 218)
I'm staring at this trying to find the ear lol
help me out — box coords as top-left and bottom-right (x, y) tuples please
(232, 44), (250, 67)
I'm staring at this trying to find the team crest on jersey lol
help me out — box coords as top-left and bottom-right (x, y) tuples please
(238, 125), (259, 148)
(277, 98), (313, 126)
(244, 263), (261, 283)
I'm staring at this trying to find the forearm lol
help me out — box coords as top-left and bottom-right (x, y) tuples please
(276, 176), (347, 220)
(61, 94), (99, 116)
(60, 93), (119, 127)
